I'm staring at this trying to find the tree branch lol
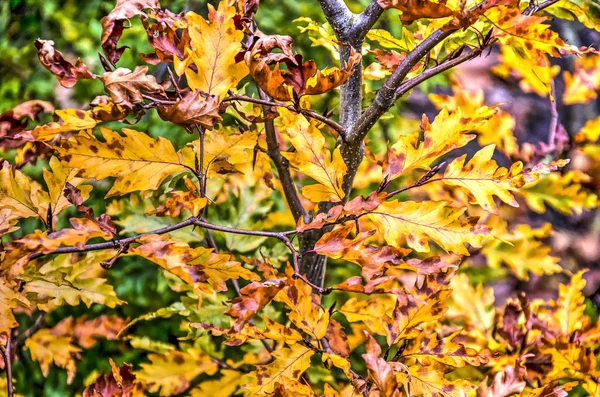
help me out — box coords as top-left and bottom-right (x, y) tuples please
(317, 0), (354, 38)
(29, 218), (296, 261)
(2, 332), (14, 397)
(350, 0), (384, 41)
(256, 89), (309, 222)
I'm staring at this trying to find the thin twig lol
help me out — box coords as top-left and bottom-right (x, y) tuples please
(13, 312), (46, 351)
(224, 92), (347, 138)
(3, 332), (14, 397)
(29, 218), (296, 261)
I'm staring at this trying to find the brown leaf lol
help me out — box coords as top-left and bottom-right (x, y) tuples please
(378, 0), (453, 24)
(83, 359), (140, 397)
(34, 40), (97, 88)
(362, 332), (400, 397)
(90, 95), (130, 122)
(64, 183), (117, 235)
(326, 319), (350, 357)
(101, 0), (161, 65)
(157, 90), (222, 129)
(226, 279), (287, 332)
(141, 18), (189, 64)
(101, 66), (166, 109)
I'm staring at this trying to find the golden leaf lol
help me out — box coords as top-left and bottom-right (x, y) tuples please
(383, 106), (498, 181)
(176, 0), (248, 99)
(0, 277), (30, 338)
(57, 127), (187, 197)
(242, 344), (314, 395)
(25, 329), (81, 383)
(368, 200), (491, 255)
(24, 108), (98, 142)
(280, 109), (346, 202)
(136, 348), (219, 396)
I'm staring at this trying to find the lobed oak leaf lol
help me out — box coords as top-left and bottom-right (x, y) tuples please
(447, 273), (495, 336)
(0, 277), (30, 339)
(275, 277), (330, 339)
(562, 54), (600, 104)
(326, 319), (350, 357)
(22, 108), (98, 142)
(377, 0), (453, 25)
(398, 363), (477, 397)
(399, 330), (488, 368)
(0, 100), (55, 159)
(245, 34), (360, 102)
(242, 343), (314, 395)
(338, 295), (396, 337)
(215, 316), (303, 346)
(548, 0), (600, 32)
(226, 279), (287, 332)
(0, 209), (19, 237)
(383, 106), (498, 182)
(101, 0), (161, 65)
(149, 178), (207, 217)
(141, 15), (189, 65)
(368, 200), (491, 255)
(90, 95), (130, 122)
(0, 161), (43, 222)
(136, 348), (219, 396)
(83, 359), (143, 397)
(429, 78), (518, 156)
(314, 223), (413, 279)
(101, 66), (166, 109)
(130, 234), (258, 292)
(175, 1), (248, 99)
(280, 109), (346, 202)
(575, 115), (600, 143)
(25, 329), (82, 384)
(554, 270), (587, 337)
(52, 315), (128, 349)
(477, 366), (526, 397)
(34, 39), (97, 88)
(57, 127), (187, 197)
(362, 332), (400, 397)
(157, 90), (222, 129)
(520, 170), (598, 215)
(21, 252), (124, 310)
(188, 369), (241, 397)
(482, 223), (562, 281)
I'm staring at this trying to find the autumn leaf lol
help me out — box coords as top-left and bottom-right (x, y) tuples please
(189, 369), (241, 397)
(398, 363), (477, 397)
(101, 0), (161, 65)
(563, 54), (600, 105)
(383, 106), (498, 181)
(25, 329), (82, 383)
(242, 344), (314, 395)
(482, 222), (562, 280)
(554, 270), (587, 336)
(280, 109), (346, 202)
(34, 39), (97, 87)
(57, 127), (188, 197)
(378, 0), (453, 25)
(520, 171), (598, 215)
(175, 0), (248, 99)
(275, 277), (330, 339)
(368, 200), (491, 255)
(0, 277), (30, 339)
(362, 332), (400, 397)
(157, 90), (222, 128)
(338, 295), (396, 337)
(226, 279), (287, 332)
(84, 359), (143, 397)
(21, 252), (124, 311)
(399, 330), (488, 367)
(0, 161), (43, 222)
(130, 234), (259, 292)
(149, 178), (207, 217)
(23, 108), (98, 142)
(101, 66), (166, 109)
(136, 348), (219, 396)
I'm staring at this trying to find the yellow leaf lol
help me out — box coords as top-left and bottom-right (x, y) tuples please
(575, 115), (600, 143)
(242, 344), (314, 395)
(280, 109), (346, 202)
(189, 369), (241, 397)
(25, 329), (81, 384)
(57, 127), (187, 197)
(338, 295), (396, 337)
(275, 277), (330, 339)
(25, 108), (97, 142)
(383, 106), (497, 181)
(563, 55), (600, 105)
(38, 156), (93, 223)
(368, 200), (491, 255)
(399, 330), (488, 368)
(130, 234), (259, 292)
(429, 79), (518, 155)
(0, 277), (30, 338)
(521, 171), (598, 215)
(136, 348), (219, 396)
(398, 363), (476, 397)
(482, 222), (562, 281)
(447, 273), (495, 334)
(555, 270), (587, 336)
(22, 252), (124, 311)
(176, 1), (248, 99)
(0, 209), (19, 237)
(0, 161), (43, 222)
